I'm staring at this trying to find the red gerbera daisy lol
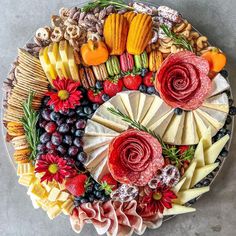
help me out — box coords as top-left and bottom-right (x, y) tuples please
(138, 184), (177, 217)
(35, 153), (76, 183)
(46, 77), (82, 112)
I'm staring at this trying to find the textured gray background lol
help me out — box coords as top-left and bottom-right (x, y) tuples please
(0, 0), (236, 236)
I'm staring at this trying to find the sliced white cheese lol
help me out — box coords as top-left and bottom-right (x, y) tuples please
(209, 73), (230, 97)
(204, 134), (230, 164)
(91, 158), (109, 181)
(201, 127), (212, 150)
(137, 93), (155, 123)
(92, 102), (128, 132)
(151, 109), (174, 138)
(172, 177), (186, 193)
(180, 161), (197, 191)
(141, 96), (163, 126)
(85, 120), (119, 137)
(120, 91), (140, 121)
(173, 186), (210, 205)
(193, 111), (211, 138)
(85, 144), (108, 170)
(190, 163), (219, 188)
(109, 94), (129, 116)
(163, 204), (196, 216)
(163, 113), (185, 145)
(182, 111), (199, 145)
(83, 136), (113, 153)
(193, 140), (205, 168)
(203, 93), (229, 113)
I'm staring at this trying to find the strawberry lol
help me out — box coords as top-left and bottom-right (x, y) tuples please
(123, 74), (142, 90)
(65, 174), (88, 197)
(104, 78), (123, 97)
(100, 173), (118, 194)
(87, 89), (104, 104)
(143, 72), (154, 87)
(179, 145), (189, 155)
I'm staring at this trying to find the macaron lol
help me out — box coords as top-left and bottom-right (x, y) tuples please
(106, 57), (115, 76)
(134, 54), (142, 69)
(11, 135), (29, 150)
(7, 122), (25, 137)
(99, 64), (108, 80)
(141, 51), (149, 68)
(111, 56), (120, 75)
(13, 148), (31, 164)
(85, 67), (96, 88)
(92, 65), (102, 81)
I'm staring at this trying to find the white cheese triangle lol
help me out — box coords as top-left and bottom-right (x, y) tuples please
(109, 93), (129, 116)
(193, 140), (205, 168)
(85, 120), (119, 137)
(173, 186), (210, 205)
(193, 111), (210, 138)
(204, 134), (230, 164)
(203, 93), (229, 113)
(163, 113), (185, 145)
(201, 127), (212, 150)
(83, 136), (113, 153)
(190, 163), (219, 188)
(182, 111), (199, 145)
(163, 204), (196, 216)
(180, 161), (197, 191)
(91, 158), (109, 181)
(208, 73), (230, 97)
(172, 177), (186, 193)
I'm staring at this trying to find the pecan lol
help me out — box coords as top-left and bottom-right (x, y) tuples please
(99, 8), (107, 20)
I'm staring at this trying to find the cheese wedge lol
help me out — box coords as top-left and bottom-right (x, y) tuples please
(110, 93), (130, 116)
(59, 40), (72, 79)
(172, 177), (186, 193)
(163, 204), (196, 216)
(163, 113), (185, 145)
(68, 45), (80, 81)
(85, 120), (119, 137)
(180, 161), (197, 191)
(193, 140), (205, 168)
(203, 93), (229, 113)
(91, 158), (109, 181)
(56, 57), (68, 79)
(48, 187), (61, 202)
(209, 73), (230, 97)
(83, 136), (112, 152)
(48, 42), (58, 65)
(190, 163), (219, 188)
(47, 204), (61, 220)
(18, 174), (35, 187)
(201, 127), (212, 149)
(204, 134), (229, 164)
(174, 186), (210, 205)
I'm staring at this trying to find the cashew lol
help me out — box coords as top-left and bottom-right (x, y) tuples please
(162, 37), (172, 43)
(158, 46), (171, 54)
(159, 39), (174, 48)
(35, 27), (50, 41)
(189, 31), (200, 40)
(173, 22), (186, 33)
(180, 30), (190, 38)
(185, 23), (192, 31)
(171, 45), (177, 53)
(196, 36), (208, 49)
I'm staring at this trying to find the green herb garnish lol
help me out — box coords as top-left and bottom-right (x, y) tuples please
(82, 0), (134, 12)
(21, 91), (40, 161)
(160, 24), (193, 52)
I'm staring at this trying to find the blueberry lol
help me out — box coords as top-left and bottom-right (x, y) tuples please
(226, 130), (231, 135)
(68, 110), (76, 117)
(58, 123), (70, 133)
(139, 84), (147, 93)
(188, 198), (197, 205)
(95, 81), (103, 90)
(66, 117), (77, 125)
(50, 112), (60, 122)
(226, 90), (231, 97)
(229, 106), (236, 116)
(70, 126), (76, 134)
(79, 87), (87, 95)
(75, 196), (83, 201)
(76, 120), (86, 130)
(101, 195), (110, 201)
(75, 130), (85, 137)
(102, 94), (110, 102)
(220, 149), (228, 157)
(74, 138), (83, 148)
(83, 106), (93, 115)
(42, 96), (50, 106)
(40, 132), (51, 144)
(74, 200), (81, 207)
(220, 70), (229, 78)
(226, 116), (232, 125)
(76, 106), (83, 115)
(86, 186), (93, 194)
(229, 99), (234, 106)
(51, 132), (63, 146)
(94, 183), (100, 191)
(202, 179), (211, 186)
(75, 161), (84, 169)
(57, 145), (67, 155)
(81, 100), (90, 106)
(195, 183), (202, 188)
(88, 195), (95, 202)
(92, 103), (100, 111)
(141, 68), (148, 77)
(37, 144), (47, 152)
(174, 108), (183, 115)
(77, 152), (87, 163)
(80, 198), (89, 204)
(68, 146), (79, 156)
(59, 110), (70, 115)
(207, 173), (214, 179)
(146, 86), (155, 94)
(63, 135), (73, 145)
(56, 117), (66, 126)
(41, 108), (51, 121)
(95, 191), (102, 199)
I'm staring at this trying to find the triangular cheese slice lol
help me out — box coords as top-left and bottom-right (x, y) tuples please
(137, 93), (154, 123)
(163, 204), (196, 216)
(85, 120), (119, 137)
(180, 161), (197, 191)
(201, 127), (212, 149)
(208, 73), (230, 97)
(83, 136), (113, 152)
(193, 140), (205, 168)
(172, 177), (186, 193)
(203, 93), (229, 113)
(91, 158), (109, 181)
(204, 134), (230, 164)
(190, 163), (219, 188)
(109, 93), (129, 116)
(163, 113), (185, 145)
(173, 187), (210, 205)
(182, 111), (199, 145)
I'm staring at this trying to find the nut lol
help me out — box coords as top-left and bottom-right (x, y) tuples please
(158, 46), (171, 54)
(196, 36), (208, 49)
(51, 27), (64, 42)
(66, 25), (81, 39)
(159, 38), (173, 48)
(173, 22), (186, 33)
(171, 45), (177, 53)
(180, 30), (190, 38)
(189, 31), (200, 40)
(35, 27), (50, 41)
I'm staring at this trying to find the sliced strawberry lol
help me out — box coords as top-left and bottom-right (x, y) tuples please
(87, 89), (104, 104)
(65, 174), (88, 197)
(143, 72), (154, 87)
(123, 74), (142, 90)
(179, 145), (189, 155)
(104, 78), (123, 97)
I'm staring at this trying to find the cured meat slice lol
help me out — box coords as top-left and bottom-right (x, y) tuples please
(108, 130), (164, 186)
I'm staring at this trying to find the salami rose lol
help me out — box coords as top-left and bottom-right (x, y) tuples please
(155, 51), (212, 110)
(108, 130), (164, 186)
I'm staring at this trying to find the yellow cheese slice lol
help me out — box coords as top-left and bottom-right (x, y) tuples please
(48, 187), (61, 202)
(28, 183), (47, 200)
(201, 127), (212, 149)
(172, 177), (186, 193)
(83, 136), (112, 153)
(61, 199), (74, 215)
(59, 40), (72, 79)
(57, 191), (70, 202)
(68, 45), (80, 81)
(17, 163), (35, 176)
(48, 42), (58, 65)
(18, 174), (35, 187)
(91, 158), (109, 181)
(110, 93), (130, 116)
(193, 139), (205, 168)
(56, 57), (68, 79)
(163, 204), (196, 216)
(180, 161), (197, 191)
(47, 204), (61, 220)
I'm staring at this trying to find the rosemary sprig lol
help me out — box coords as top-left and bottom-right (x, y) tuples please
(160, 24), (193, 52)
(21, 92), (40, 161)
(82, 0), (134, 12)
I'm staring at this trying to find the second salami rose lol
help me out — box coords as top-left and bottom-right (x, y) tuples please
(155, 51), (212, 111)
(108, 129), (164, 186)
